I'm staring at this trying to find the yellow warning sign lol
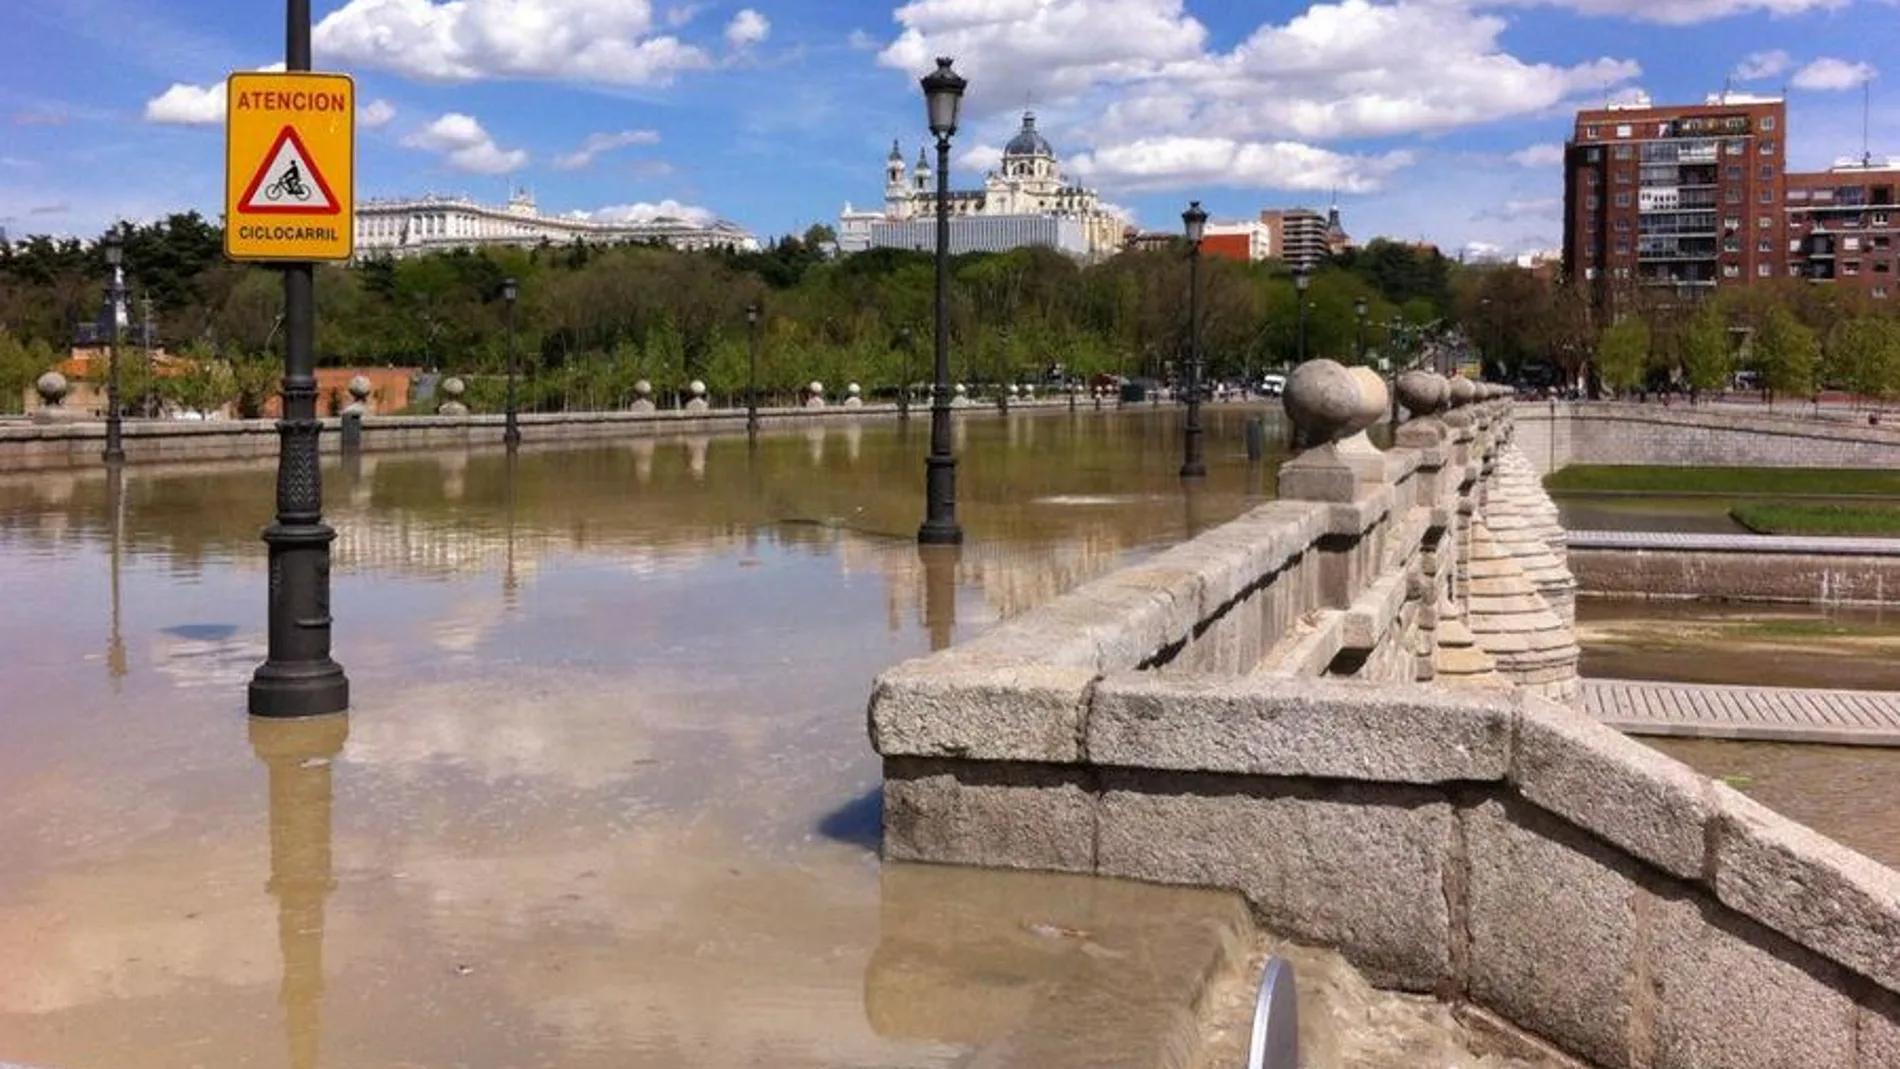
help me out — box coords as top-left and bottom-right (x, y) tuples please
(224, 71), (354, 262)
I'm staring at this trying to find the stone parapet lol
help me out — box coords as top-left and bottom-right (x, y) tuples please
(1515, 400), (1900, 476)
(876, 675), (1900, 1067)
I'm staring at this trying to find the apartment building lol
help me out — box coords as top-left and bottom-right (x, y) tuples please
(1260, 206), (1351, 269)
(1563, 93), (1788, 302)
(1786, 158), (1900, 300)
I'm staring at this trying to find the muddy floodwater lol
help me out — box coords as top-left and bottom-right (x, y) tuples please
(1, 407), (1391, 1069)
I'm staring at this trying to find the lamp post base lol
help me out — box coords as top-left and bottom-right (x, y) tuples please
(918, 452), (962, 545)
(918, 519), (964, 545)
(249, 659), (350, 720)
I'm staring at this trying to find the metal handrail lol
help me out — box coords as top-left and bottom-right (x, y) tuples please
(1246, 956), (1300, 1069)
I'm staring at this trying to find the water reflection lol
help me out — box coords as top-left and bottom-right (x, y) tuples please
(919, 545), (959, 653)
(252, 714), (346, 1069)
(106, 464), (127, 687)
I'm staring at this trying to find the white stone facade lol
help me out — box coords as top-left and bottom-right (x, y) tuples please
(353, 190), (759, 260)
(840, 113), (1125, 260)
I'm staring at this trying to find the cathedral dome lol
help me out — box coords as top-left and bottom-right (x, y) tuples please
(1003, 112), (1053, 157)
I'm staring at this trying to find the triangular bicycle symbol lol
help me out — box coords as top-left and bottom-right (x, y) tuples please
(237, 126), (341, 215)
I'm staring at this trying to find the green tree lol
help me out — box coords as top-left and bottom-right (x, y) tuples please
(1680, 304), (1732, 398)
(1596, 316), (1649, 395)
(1828, 317), (1900, 404)
(1754, 305), (1818, 400)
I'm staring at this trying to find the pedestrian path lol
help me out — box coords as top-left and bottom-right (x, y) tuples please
(1582, 678), (1900, 746)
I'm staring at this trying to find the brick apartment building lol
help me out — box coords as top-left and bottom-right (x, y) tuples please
(1563, 92), (1899, 306)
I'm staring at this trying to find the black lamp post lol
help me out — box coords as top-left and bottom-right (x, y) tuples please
(1387, 314), (1405, 428)
(1180, 200), (1207, 479)
(1294, 267), (1310, 365)
(996, 327), (1011, 414)
(101, 233), (126, 464)
(918, 56), (966, 547)
(501, 277), (520, 449)
(1354, 296), (1369, 365)
(898, 324), (912, 421)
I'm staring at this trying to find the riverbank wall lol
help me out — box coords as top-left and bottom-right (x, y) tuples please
(1514, 400), (1900, 476)
(0, 398), (1104, 474)
(1569, 531), (1900, 606)
(871, 380), (1900, 1068)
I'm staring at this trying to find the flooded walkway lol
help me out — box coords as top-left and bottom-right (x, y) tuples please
(1585, 677), (1900, 745)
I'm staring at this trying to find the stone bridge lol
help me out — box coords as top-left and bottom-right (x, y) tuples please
(1514, 399), (1900, 476)
(867, 363), (1900, 1069)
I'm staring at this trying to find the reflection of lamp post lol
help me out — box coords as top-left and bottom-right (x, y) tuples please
(918, 56), (966, 547)
(250, 713), (346, 1069)
(106, 465), (127, 686)
(503, 450), (520, 608)
(1294, 267), (1310, 365)
(747, 303), (762, 438)
(102, 233), (127, 464)
(898, 324), (913, 421)
(1354, 295), (1369, 366)
(501, 277), (520, 449)
(918, 545), (960, 652)
(1180, 200), (1207, 479)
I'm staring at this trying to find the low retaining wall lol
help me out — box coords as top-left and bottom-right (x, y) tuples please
(1515, 401), (1900, 476)
(1569, 532), (1900, 605)
(0, 399), (1079, 474)
(878, 676), (1900, 1069)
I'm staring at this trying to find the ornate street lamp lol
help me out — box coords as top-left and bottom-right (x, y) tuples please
(1180, 200), (1208, 479)
(1294, 267), (1310, 365)
(1353, 295), (1369, 365)
(996, 326), (1011, 414)
(501, 277), (520, 449)
(918, 56), (966, 546)
(101, 232), (126, 464)
(747, 303), (763, 437)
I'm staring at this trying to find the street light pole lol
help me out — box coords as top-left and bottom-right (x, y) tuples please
(249, 0), (348, 718)
(747, 303), (762, 437)
(502, 277), (520, 449)
(918, 57), (966, 547)
(996, 327), (1010, 414)
(101, 232), (126, 464)
(1180, 200), (1207, 479)
(1354, 296), (1368, 365)
(1294, 267), (1310, 365)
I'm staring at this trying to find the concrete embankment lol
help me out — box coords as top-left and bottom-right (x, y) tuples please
(0, 399), (1090, 474)
(1568, 530), (1900, 605)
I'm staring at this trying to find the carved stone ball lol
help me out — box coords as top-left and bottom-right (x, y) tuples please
(633, 379), (653, 398)
(1395, 370), (1449, 417)
(35, 371), (68, 405)
(1283, 359), (1372, 444)
(808, 380), (824, 397)
(688, 379), (707, 397)
(1447, 375), (1478, 407)
(347, 374), (373, 401)
(1008, 384), (1020, 396)
(1346, 366), (1389, 429)
(847, 382), (862, 397)
(1023, 384), (1035, 397)
(954, 383), (968, 396)
(441, 376), (466, 398)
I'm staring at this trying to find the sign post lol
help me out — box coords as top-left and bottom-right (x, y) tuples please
(233, 0), (351, 719)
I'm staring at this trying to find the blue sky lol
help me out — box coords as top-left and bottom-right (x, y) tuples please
(0, 0), (1889, 258)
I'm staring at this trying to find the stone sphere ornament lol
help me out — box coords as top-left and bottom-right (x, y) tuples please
(1283, 359), (1384, 445)
(1447, 375), (1478, 407)
(347, 375), (373, 402)
(35, 371), (68, 406)
(1395, 370), (1450, 418)
(688, 379), (707, 398)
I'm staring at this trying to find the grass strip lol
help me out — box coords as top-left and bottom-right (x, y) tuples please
(1547, 465), (1900, 497)
(1730, 502), (1900, 537)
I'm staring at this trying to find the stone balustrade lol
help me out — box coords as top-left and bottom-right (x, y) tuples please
(867, 363), (1900, 1068)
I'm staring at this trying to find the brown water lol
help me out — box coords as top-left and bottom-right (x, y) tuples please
(0, 407), (1313, 1069)
(1578, 598), (1900, 690)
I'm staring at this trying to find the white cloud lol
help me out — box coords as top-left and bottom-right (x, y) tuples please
(403, 113), (528, 174)
(1476, 196), (1562, 222)
(359, 98), (397, 128)
(142, 62), (286, 126)
(724, 8), (769, 49)
(846, 29), (879, 51)
(1514, 0), (1843, 22)
(1068, 137), (1414, 194)
(1792, 57), (1877, 92)
(314, 0), (714, 86)
(664, 3), (702, 27)
(1732, 50), (1791, 81)
(876, 0), (1637, 196)
(1507, 143), (1565, 168)
(554, 129), (662, 169)
(580, 199), (716, 225)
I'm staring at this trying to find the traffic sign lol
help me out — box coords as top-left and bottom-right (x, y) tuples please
(224, 71), (353, 261)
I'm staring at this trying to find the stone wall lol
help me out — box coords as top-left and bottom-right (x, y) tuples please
(868, 378), (1900, 1067)
(1514, 401), (1900, 475)
(0, 399), (1078, 474)
(1569, 534), (1900, 605)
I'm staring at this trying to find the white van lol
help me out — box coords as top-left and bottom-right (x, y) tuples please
(1260, 374), (1287, 396)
